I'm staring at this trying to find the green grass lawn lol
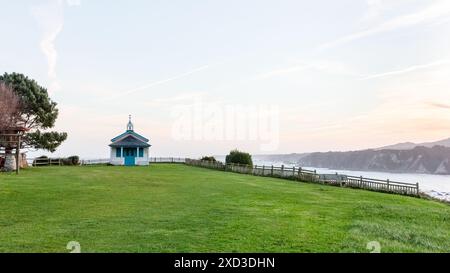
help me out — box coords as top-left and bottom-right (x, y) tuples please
(0, 164), (449, 253)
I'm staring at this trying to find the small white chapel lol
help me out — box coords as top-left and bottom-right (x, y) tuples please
(109, 116), (151, 166)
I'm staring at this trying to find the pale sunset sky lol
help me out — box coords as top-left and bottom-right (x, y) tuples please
(1, 0), (450, 158)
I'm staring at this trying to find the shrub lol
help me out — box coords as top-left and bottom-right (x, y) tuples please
(201, 156), (217, 162)
(33, 155), (49, 167)
(225, 149), (253, 166)
(62, 158), (70, 165)
(63, 156), (80, 166)
(68, 155), (80, 166)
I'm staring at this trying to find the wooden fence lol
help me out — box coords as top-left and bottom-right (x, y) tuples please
(149, 157), (186, 163)
(79, 157), (186, 165)
(27, 157), (187, 166)
(32, 157), (63, 166)
(185, 159), (420, 197)
(80, 159), (110, 165)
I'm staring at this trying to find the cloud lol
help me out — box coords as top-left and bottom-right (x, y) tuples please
(361, 60), (450, 80)
(31, 0), (80, 93)
(362, 0), (384, 22)
(32, 1), (64, 81)
(320, 0), (450, 49)
(427, 102), (450, 109)
(40, 25), (63, 80)
(361, 0), (413, 22)
(66, 0), (81, 6)
(300, 92), (450, 149)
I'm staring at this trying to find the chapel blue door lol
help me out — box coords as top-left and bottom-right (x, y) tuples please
(124, 148), (136, 166)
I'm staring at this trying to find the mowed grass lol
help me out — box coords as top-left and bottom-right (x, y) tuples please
(0, 164), (449, 253)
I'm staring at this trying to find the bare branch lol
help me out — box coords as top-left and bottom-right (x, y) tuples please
(0, 82), (22, 129)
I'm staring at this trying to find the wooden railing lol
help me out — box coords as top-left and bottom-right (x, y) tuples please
(79, 157), (187, 165)
(185, 159), (420, 197)
(32, 158), (62, 166)
(80, 159), (110, 165)
(149, 157), (186, 163)
(343, 175), (419, 196)
(27, 157), (187, 166)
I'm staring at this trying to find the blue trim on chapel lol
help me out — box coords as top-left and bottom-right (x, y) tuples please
(111, 131), (149, 143)
(109, 135), (150, 148)
(109, 116), (151, 149)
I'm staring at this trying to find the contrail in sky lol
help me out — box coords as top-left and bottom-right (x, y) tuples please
(106, 64), (211, 101)
(361, 60), (450, 80)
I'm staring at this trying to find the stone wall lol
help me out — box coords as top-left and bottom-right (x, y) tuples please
(4, 154), (16, 171)
(0, 153), (28, 171)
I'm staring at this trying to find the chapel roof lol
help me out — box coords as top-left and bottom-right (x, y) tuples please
(109, 135), (151, 148)
(109, 115), (150, 145)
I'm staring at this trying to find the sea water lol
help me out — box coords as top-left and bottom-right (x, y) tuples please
(249, 159), (450, 202)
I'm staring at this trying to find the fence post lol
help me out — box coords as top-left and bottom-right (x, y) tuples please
(387, 179), (390, 191)
(281, 165), (284, 176)
(271, 165), (274, 176)
(360, 176), (363, 188)
(416, 183), (420, 196)
(262, 165), (265, 176)
(15, 135), (21, 174)
(336, 172), (342, 186)
(292, 166), (295, 177)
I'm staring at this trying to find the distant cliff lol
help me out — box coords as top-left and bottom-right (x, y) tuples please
(376, 137), (450, 150)
(253, 153), (308, 164)
(298, 146), (450, 174)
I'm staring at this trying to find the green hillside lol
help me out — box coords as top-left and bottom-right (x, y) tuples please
(0, 164), (448, 253)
